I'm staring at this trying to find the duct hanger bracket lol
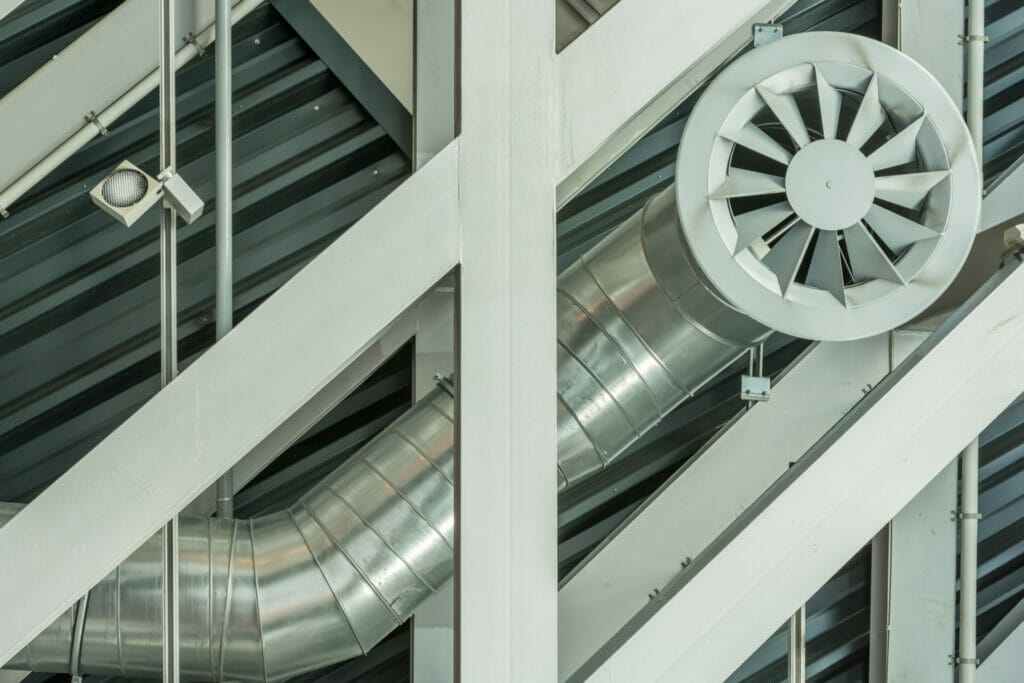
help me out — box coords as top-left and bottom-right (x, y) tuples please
(740, 375), (771, 402)
(753, 23), (783, 47)
(434, 373), (455, 398)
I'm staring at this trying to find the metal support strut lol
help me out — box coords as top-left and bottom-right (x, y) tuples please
(159, 0), (180, 681)
(213, 0), (234, 521)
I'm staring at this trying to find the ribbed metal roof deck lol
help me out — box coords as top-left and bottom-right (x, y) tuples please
(2, 0), (1024, 681)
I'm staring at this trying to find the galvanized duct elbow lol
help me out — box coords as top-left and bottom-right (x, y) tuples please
(3, 183), (765, 682)
(4, 32), (979, 682)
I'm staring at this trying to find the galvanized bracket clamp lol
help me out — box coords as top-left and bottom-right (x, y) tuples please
(740, 374), (771, 402)
(183, 32), (206, 58)
(434, 373), (455, 398)
(959, 33), (989, 44)
(84, 110), (109, 136)
(753, 23), (783, 47)
(949, 654), (981, 666)
(950, 510), (984, 521)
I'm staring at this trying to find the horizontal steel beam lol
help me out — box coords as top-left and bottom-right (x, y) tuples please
(555, 0), (796, 207)
(574, 258), (1024, 682)
(0, 141), (460, 666)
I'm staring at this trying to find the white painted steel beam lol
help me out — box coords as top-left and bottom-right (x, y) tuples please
(0, 143), (461, 666)
(878, 462), (958, 682)
(182, 309), (421, 516)
(411, 286), (455, 683)
(574, 259), (1024, 682)
(559, 335), (894, 680)
(0, 0), (213, 206)
(555, 0), (796, 206)
(0, 0), (26, 25)
(978, 597), (1024, 681)
(456, 0), (558, 679)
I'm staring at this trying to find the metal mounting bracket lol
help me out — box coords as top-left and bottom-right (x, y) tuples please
(753, 23), (783, 47)
(951, 510), (983, 521)
(434, 373), (455, 398)
(741, 374), (771, 402)
(949, 654), (981, 666)
(958, 33), (989, 44)
(182, 32), (206, 58)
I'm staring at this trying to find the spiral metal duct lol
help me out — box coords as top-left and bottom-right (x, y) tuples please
(1, 32), (979, 681)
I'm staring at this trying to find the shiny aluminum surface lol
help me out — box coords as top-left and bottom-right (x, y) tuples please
(1, 184), (768, 681)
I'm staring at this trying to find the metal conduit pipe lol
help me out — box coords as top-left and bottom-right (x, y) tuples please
(214, 0), (235, 521)
(0, 33), (980, 681)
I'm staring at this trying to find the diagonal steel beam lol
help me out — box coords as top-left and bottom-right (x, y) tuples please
(555, 0), (796, 206)
(558, 334), (903, 679)
(573, 258), (1024, 682)
(0, 0), (26, 25)
(269, 0), (413, 156)
(983, 154), (1024, 232)
(978, 595), (1024, 681)
(0, 141), (460, 667)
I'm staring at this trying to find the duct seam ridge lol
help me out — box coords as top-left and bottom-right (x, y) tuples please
(556, 289), (670, 416)
(557, 337), (644, 440)
(576, 257), (689, 397)
(248, 519), (269, 683)
(358, 452), (454, 552)
(286, 508), (364, 652)
(217, 520), (240, 682)
(556, 393), (610, 467)
(319, 481), (440, 594)
(298, 499), (404, 624)
(389, 424), (454, 486)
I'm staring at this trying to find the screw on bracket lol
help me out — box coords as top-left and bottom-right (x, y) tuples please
(958, 33), (989, 45)
(84, 110), (108, 136)
(183, 32), (206, 57)
(434, 373), (455, 398)
(950, 510), (984, 522)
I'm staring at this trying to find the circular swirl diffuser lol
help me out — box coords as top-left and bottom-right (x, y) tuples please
(675, 32), (980, 341)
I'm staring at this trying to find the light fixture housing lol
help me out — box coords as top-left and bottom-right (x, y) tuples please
(89, 160), (162, 227)
(90, 160), (205, 227)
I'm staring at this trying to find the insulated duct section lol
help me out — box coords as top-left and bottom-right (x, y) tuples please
(1, 33), (979, 681)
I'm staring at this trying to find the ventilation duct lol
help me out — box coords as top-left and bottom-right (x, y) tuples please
(1, 33), (979, 681)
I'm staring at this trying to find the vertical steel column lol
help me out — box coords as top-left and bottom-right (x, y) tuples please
(959, 437), (980, 683)
(410, 4), (457, 676)
(961, 2), (984, 679)
(966, 0), (985, 163)
(411, 287), (456, 682)
(787, 605), (806, 683)
(159, 1), (179, 682)
(413, 0), (456, 171)
(456, 0), (558, 679)
(214, 0), (234, 520)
